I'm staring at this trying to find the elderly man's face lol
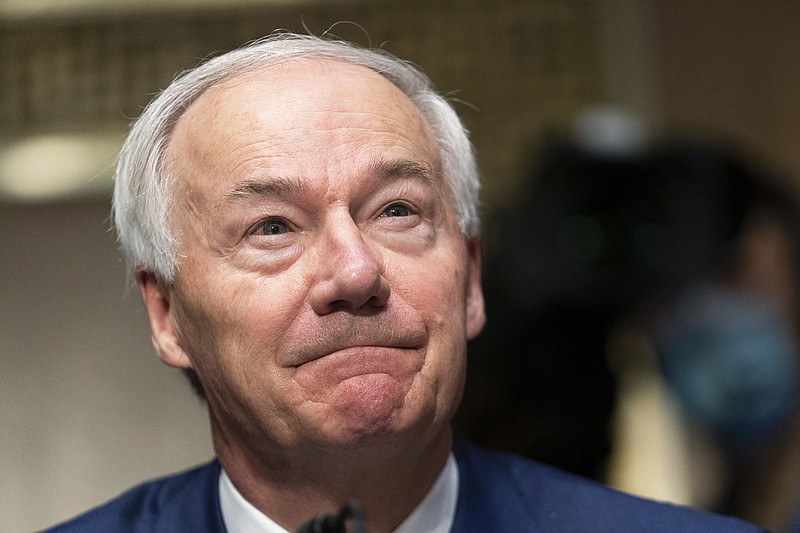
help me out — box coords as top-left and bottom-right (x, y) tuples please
(141, 60), (484, 453)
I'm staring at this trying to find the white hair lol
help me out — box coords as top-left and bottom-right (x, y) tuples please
(113, 32), (481, 283)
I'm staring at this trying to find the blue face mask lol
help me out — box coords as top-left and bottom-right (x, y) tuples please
(653, 286), (800, 458)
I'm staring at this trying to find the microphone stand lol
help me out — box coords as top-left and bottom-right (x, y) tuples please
(296, 501), (367, 533)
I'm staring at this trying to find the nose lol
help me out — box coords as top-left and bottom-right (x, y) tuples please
(309, 216), (390, 315)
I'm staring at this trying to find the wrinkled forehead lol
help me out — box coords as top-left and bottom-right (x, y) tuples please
(176, 59), (433, 150)
(163, 58), (440, 192)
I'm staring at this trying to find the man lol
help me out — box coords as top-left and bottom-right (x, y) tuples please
(47, 33), (763, 532)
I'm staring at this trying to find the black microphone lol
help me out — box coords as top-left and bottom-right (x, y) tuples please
(296, 501), (367, 533)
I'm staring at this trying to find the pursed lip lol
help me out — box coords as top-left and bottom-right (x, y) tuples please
(281, 312), (428, 369)
(290, 340), (425, 368)
(292, 345), (425, 385)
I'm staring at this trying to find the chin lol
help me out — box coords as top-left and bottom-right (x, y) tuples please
(319, 406), (443, 454)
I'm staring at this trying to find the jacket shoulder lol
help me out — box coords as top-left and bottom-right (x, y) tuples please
(41, 461), (224, 533)
(452, 439), (764, 533)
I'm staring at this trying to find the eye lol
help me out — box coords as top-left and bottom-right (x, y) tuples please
(253, 218), (290, 236)
(382, 203), (411, 217)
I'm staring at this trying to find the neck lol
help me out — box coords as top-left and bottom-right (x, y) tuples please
(211, 417), (453, 533)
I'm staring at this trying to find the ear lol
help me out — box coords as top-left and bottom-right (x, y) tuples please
(136, 269), (193, 369)
(465, 237), (486, 340)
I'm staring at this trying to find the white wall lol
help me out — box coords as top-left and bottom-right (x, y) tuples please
(0, 200), (212, 532)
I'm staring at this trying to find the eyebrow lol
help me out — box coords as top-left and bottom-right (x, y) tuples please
(364, 159), (435, 186)
(218, 159), (435, 207)
(221, 176), (310, 204)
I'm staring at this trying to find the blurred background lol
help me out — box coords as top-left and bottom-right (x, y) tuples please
(2, 0), (800, 531)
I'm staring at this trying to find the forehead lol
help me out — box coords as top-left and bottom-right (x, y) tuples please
(166, 59), (437, 186)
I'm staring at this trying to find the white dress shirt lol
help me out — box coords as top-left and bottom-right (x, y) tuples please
(219, 453), (459, 533)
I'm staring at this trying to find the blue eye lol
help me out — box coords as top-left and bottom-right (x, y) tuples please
(257, 219), (289, 235)
(383, 204), (410, 217)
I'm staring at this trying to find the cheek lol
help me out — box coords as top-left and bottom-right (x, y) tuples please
(394, 252), (470, 368)
(171, 278), (305, 430)
(173, 271), (299, 380)
(410, 258), (469, 322)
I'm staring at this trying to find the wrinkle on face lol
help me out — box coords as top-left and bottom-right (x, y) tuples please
(156, 58), (480, 458)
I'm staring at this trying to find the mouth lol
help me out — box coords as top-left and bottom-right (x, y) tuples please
(291, 342), (424, 369)
(290, 344), (426, 391)
(282, 314), (428, 369)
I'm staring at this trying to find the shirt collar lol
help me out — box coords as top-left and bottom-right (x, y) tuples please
(219, 453), (459, 533)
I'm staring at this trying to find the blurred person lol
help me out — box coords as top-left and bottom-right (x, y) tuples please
(464, 106), (799, 531)
(647, 175), (800, 532)
(44, 35), (763, 533)
(609, 183), (800, 533)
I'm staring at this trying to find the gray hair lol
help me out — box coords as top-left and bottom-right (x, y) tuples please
(113, 32), (481, 283)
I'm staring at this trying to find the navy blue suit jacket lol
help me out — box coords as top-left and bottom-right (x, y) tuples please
(44, 440), (763, 532)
